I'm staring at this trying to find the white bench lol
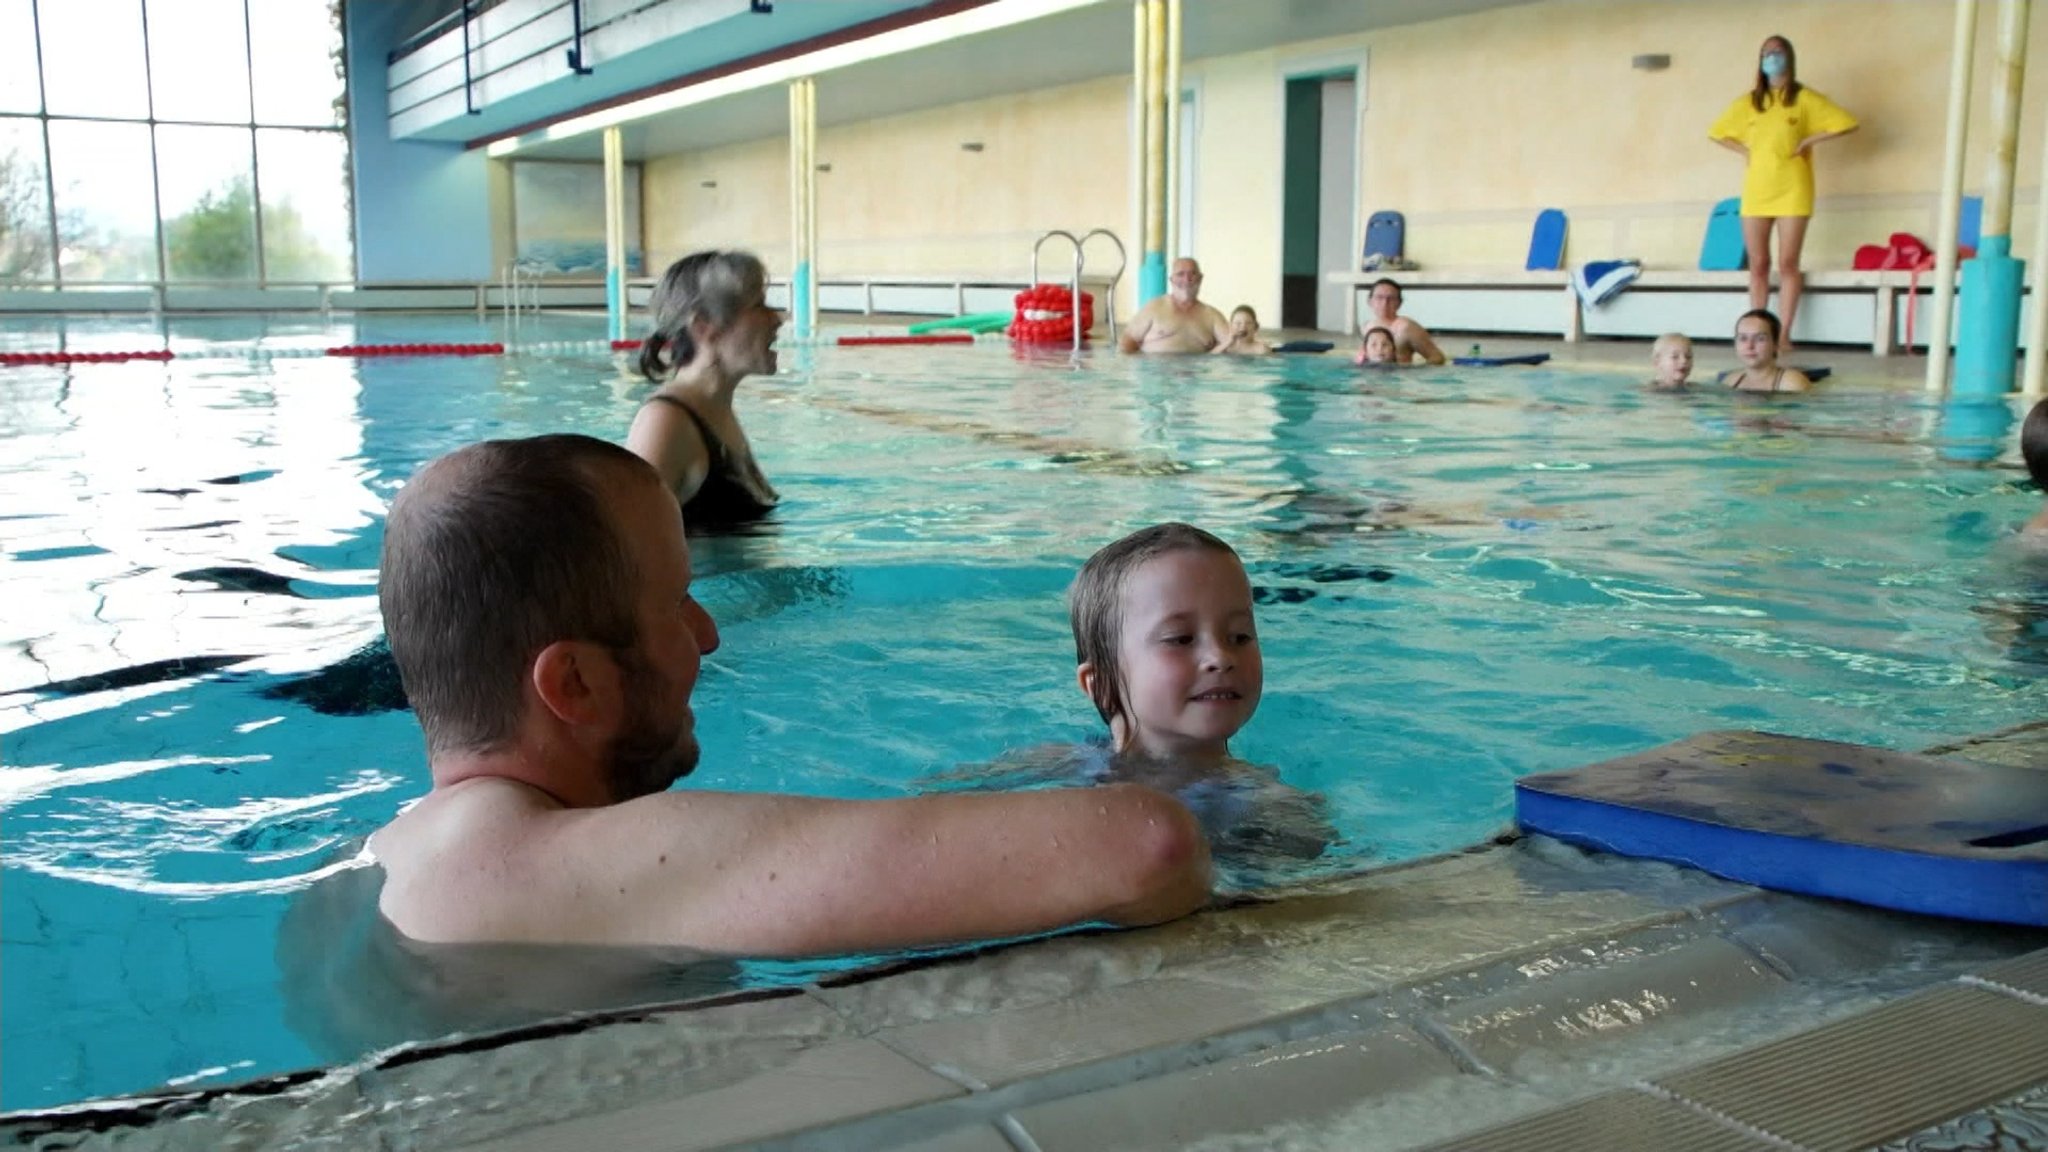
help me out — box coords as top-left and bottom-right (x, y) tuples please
(1328, 268), (1950, 355)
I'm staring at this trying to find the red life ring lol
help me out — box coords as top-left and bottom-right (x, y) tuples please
(1010, 283), (1095, 344)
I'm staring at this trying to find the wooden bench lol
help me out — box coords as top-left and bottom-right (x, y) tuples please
(1327, 268), (1949, 355)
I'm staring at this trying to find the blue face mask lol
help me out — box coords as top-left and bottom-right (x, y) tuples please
(1760, 52), (1788, 79)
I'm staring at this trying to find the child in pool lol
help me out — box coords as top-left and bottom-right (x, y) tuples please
(2024, 398), (2048, 537)
(1214, 305), (1274, 356)
(1650, 333), (1695, 391)
(1065, 523), (1334, 864)
(1355, 326), (1400, 366)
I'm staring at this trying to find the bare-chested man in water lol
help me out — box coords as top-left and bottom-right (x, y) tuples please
(1361, 278), (1446, 366)
(1120, 258), (1233, 355)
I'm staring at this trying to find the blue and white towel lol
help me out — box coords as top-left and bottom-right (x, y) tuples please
(1571, 260), (1642, 308)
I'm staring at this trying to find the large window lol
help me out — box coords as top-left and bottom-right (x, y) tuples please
(0, 0), (352, 287)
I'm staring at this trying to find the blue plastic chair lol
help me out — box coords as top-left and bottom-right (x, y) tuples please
(1525, 208), (1568, 271)
(1699, 197), (1746, 271)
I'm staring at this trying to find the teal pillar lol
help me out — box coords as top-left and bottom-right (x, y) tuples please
(1139, 252), (1166, 304)
(1955, 235), (2024, 397)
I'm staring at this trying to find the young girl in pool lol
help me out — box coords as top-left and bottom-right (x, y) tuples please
(925, 524), (1335, 878)
(1355, 326), (1400, 366)
(1720, 309), (1812, 393)
(1063, 523), (1334, 869)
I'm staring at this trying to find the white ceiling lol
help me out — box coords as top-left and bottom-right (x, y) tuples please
(507, 0), (1536, 160)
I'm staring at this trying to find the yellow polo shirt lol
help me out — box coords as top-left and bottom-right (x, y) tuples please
(1710, 87), (1858, 217)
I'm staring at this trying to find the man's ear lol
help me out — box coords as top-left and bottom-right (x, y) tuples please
(531, 641), (621, 727)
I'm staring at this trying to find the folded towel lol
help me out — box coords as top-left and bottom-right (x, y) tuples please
(1571, 260), (1642, 308)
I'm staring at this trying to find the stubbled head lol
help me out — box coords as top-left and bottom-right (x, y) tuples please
(1734, 309), (1782, 368)
(1230, 306), (1259, 339)
(381, 435), (651, 758)
(1652, 333), (1694, 384)
(637, 250), (776, 382)
(2024, 398), (2048, 489)
(1362, 326), (1397, 363)
(1070, 523), (1261, 757)
(379, 435), (720, 800)
(1169, 258), (1204, 304)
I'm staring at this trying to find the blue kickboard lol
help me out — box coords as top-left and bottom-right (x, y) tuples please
(1454, 353), (1551, 367)
(1526, 208), (1568, 271)
(1275, 340), (1334, 354)
(1363, 211), (1406, 261)
(1515, 729), (2048, 927)
(1700, 197), (1747, 271)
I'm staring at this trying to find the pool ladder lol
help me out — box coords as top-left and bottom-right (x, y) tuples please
(1031, 229), (1127, 354)
(495, 261), (544, 334)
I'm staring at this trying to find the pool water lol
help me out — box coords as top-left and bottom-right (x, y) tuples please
(3, 313), (2045, 1111)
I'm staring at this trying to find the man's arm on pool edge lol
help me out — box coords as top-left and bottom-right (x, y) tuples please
(382, 783), (1213, 955)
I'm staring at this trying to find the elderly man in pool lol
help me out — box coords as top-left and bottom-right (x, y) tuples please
(366, 433), (1211, 955)
(1119, 257), (1234, 354)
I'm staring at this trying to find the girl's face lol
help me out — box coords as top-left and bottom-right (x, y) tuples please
(1734, 318), (1778, 368)
(1231, 311), (1257, 340)
(1652, 340), (1693, 383)
(1102, 549), (1263, 760)
(1365, 331), (1397, 362)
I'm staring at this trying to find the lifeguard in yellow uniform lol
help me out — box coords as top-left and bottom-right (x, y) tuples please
(1709, 36), (1859, 352)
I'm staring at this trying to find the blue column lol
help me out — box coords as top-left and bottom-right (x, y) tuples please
(793, 261), (814, 340)
(1954, 235), (2024, 397)
(1139, 252), (1166, 305)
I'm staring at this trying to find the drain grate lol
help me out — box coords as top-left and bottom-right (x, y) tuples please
(1653, 986), (2048, 1151)
(1415, 1088), (1780, 1152)
(1976, 948), (2048, 998)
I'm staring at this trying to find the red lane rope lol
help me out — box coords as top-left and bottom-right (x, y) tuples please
(835, 334), (975, 346)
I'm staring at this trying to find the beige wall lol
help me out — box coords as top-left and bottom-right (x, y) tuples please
(645, 76), (1129, 292)
(643, 0), (2048, 327)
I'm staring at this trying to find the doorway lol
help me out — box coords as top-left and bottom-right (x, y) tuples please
(1281, 69), (1357, 331)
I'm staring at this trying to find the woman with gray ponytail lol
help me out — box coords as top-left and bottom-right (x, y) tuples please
(625, 250), (783, 531)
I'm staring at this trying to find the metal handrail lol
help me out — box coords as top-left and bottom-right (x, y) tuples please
(1078, 228), (1127, 344)
(1031, 230), (1086, 355)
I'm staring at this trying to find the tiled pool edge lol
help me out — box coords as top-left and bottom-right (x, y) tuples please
(4, 723), (2043, 1151)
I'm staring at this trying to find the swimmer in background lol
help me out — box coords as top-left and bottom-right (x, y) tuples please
(1359, 278), (1446, 365)
(1120, 258), (1233, 355)
(1650, 333), (1695, 391)
(1355, 326), (1400, 366)
(1213, 305), (1274, 356)
(1720, 309), (1812, 393)
(2023, 399), (2048, 537)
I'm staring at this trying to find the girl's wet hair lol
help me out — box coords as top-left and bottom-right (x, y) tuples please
(638, 250), (768, 382)
(1069, 523), (1240, 726)
(1735, 308), (1783, 346)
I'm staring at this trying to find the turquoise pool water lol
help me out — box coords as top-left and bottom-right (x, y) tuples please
(3, 313), (2045, 1110)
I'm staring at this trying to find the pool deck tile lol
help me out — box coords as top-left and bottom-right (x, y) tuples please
(443, 1037), (964, 1152)
(358, 992), (855, 1150)
(1426, 934), (1784, 1076)
(1011, 1023), (1463, 1152)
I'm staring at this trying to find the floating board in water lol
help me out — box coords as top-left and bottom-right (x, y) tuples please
(1274, 340), (1334, 354)
(1796, 365), (1832, 382)
(1453, 353), (1551, 367)
(1515, 729), (2048, 927)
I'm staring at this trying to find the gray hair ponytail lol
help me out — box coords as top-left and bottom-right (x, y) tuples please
(638, 250), (768, 382)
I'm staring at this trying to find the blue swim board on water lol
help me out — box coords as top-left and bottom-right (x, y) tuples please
(1274, 340), (1334, 354)
(1453, 353), (1551, 367)
(1515, 729), (2048, 927)
(1700, 197), (1746, 271)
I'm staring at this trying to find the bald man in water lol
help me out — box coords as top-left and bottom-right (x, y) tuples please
(368, 434), (1211, 955)
(1120, 258), (1234, 355)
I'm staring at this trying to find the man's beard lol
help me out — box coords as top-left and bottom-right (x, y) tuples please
(604, 645), (699, 802)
